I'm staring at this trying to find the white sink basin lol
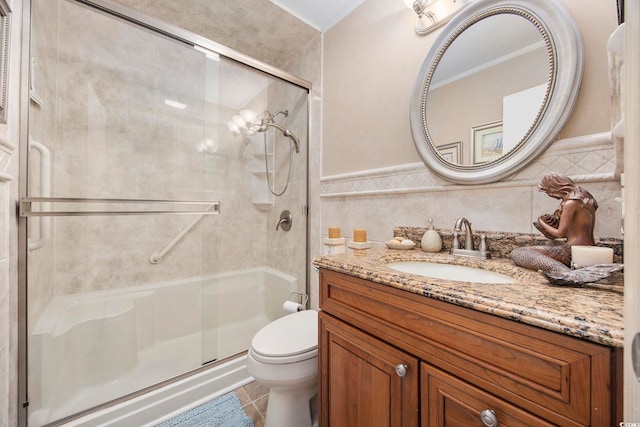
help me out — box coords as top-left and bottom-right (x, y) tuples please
(386, 261), (517, 284)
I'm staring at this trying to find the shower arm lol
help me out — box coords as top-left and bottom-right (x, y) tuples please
(266, 110), (288, 121)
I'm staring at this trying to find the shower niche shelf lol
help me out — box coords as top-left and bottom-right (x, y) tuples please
(250, 138), (274, 209)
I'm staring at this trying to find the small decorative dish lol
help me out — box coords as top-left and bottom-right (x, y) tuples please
(385, 241), (416, 250)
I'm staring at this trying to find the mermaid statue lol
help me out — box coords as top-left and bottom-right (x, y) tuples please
(510, 172), (622, 286)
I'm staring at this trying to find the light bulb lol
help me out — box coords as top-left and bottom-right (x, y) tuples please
(239, 109), (258, 124)
(227, 120), (241, 136)
(405, 0), (437, 14)
(227, 120), (239, 132)
(232, 115), (247, 129)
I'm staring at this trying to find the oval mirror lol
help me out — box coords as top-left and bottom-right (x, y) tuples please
(410, 0), (583, 184)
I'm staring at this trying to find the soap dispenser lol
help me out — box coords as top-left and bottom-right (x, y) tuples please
(421, 219), (442, 253)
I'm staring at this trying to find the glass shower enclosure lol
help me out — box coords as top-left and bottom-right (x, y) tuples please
(20, 1), (309, 425)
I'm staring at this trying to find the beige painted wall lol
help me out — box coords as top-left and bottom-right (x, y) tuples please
(322, 0), (618, 176)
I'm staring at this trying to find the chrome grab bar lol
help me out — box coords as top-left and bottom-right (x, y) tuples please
(19, 197), (221, 217)
(149, 205), (217, 264)
(28, 139), (51, 251)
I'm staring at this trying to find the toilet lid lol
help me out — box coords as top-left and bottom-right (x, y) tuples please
(251, 310), (318, 358)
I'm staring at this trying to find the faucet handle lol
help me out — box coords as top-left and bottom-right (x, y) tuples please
(452, 231), (460, 250)
(276, 210), (292, 231)
(479, 234), (487, 252)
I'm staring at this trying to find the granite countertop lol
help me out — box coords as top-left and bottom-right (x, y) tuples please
(313, 248), (624, 347)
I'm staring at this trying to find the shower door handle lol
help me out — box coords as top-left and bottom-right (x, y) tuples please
(19, 197), (220, 216)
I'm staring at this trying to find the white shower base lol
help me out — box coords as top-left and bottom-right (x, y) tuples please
(63, 355), (252, 427)
(29, 267), (298, 426)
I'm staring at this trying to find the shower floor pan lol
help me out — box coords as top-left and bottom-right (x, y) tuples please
(28, 267), (297, 426)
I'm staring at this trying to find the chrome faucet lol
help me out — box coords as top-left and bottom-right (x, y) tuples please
(454, 217), (474, 250)
(451, 217), (490, 259)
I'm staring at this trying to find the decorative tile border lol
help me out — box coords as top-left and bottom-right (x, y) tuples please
(321, 132), (617, 197)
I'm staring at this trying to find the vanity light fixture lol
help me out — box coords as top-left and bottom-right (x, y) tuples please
(227, 109), (260, 136)
(404, 0), (474, 35)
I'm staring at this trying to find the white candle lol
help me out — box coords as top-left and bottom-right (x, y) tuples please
(571, 246), (614, 268)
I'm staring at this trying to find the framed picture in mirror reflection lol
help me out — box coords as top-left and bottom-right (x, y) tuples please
(472, 121), (503, 164)
(437, 141), (461, 163)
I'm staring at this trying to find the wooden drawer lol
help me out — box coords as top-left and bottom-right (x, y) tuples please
(422, 363), (555, 427)
(320, 269), (617, 426)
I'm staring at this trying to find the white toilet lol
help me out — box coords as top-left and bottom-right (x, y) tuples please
(247, 309), (318, 427)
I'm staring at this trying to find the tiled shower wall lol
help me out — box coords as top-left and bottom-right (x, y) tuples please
(27, 0), (310, 327)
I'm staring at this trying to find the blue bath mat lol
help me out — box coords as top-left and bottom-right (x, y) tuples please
(158, 393), (254, 427)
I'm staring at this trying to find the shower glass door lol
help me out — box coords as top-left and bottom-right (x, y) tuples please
(200, 58), (309, 364)
(27, 0), (215, 424)
(25, 0), (309, 425)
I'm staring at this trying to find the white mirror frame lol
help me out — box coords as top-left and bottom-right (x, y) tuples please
(410, 0), (583, 184)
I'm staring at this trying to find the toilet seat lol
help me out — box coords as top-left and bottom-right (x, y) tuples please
(250, 310), (318, 364)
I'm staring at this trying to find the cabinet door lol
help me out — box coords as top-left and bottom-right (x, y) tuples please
(319, 312), (419, 427)
(422, 363), (559, 427)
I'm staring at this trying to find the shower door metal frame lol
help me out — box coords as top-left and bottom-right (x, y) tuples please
(78, 0), (313, 92)
(17, 1), (312, 425)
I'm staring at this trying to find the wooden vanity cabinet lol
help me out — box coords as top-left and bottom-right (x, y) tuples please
(422, 363), (555, 426)
(318, 269), (622, 427)
(320, 313), (419, 426)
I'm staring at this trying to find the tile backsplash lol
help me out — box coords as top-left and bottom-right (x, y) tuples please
(394, 226), (623, 263)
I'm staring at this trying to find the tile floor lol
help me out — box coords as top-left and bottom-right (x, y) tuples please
(233, 381), (269, 427)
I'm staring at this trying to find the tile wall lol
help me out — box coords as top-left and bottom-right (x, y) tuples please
(320, 132), (623, 246)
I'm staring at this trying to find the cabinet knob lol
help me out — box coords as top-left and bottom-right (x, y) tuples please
(479, 409), (498, 427)
(394, 364), (408, 377)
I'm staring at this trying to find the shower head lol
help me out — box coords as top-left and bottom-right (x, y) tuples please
(254, 110), (300, 197)
(260, 109), (300, 153)
(228, 108), (301, 154)
(259, 122), (300, 153)
(283, 129), (301, 154)
(259, 121), (300, 153)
